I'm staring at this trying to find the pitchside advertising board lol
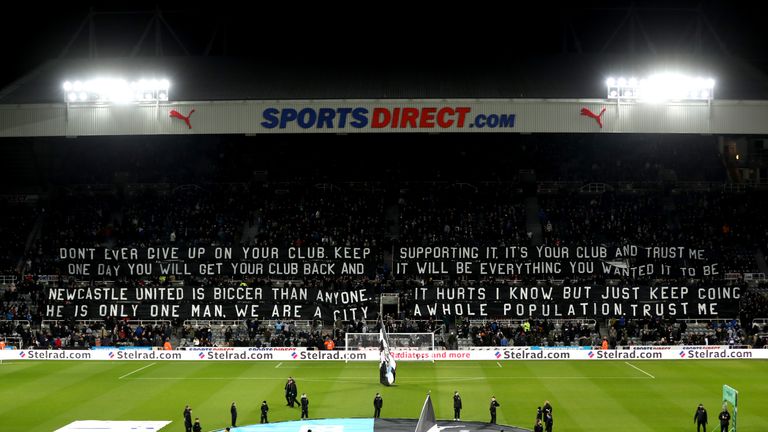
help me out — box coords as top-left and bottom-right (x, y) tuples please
(1, 346), (766, 361)
(4, 98), (768, 136)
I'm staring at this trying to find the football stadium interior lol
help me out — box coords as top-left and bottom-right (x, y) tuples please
(1, 4), (768, 432)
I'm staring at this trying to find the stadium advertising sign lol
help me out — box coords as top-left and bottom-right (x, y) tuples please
(1, 347), (766, 361)
(7, 98), (768, 137)
(260, 106), (515, 131)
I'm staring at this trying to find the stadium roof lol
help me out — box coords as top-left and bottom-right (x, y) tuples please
(2, 54), (768, 104)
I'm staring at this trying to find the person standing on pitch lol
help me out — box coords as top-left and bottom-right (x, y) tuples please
(453, 391), (462, 421)
(230, 402), (237, 427)
(543, 410), (553, 432)
(183, 405), (192, 432)
(542, 400), (553, 432)
(301, 393), (310, 419)
(192, 418), (202, 432)
(543, 401), (553, 418)
(719, 406), (731, 432)
(533, 419), (544, 432)
(694, 404), (708, 432)
(285, 377), (298, 407)
(373, 393), (383, 418)
(489, 396), (500, 424)
(285, 377), (293, 406)
(261, 400), (269, 424)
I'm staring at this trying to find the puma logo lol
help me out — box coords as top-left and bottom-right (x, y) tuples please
(580, 107), (606, 128)
(169, 109), (195, 129)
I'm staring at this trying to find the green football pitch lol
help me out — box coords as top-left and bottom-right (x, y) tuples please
(1, 360), (766, 432)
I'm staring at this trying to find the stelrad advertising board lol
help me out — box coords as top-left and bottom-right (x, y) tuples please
(1, 346), (765, 361)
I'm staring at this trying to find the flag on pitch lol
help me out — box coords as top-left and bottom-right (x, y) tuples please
(379, 318), (396, 385)
(415, 393), (436, 432)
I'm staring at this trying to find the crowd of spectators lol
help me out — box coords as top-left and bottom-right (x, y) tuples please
(0, 199), (37, 274)
(537, 190), (765, 276)
(250, 184), (385, 250)
(399, 184), (526, 246)
(461, 314), (766, 348)
(525, 135), (725, 183)
(539, 192), (668, 247)
(27, 318), (175, 349)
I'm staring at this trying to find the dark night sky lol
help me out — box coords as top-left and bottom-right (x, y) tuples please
(1, 1), (766, 91)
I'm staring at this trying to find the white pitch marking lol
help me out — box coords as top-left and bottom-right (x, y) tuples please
(275, 362), (283, 368)
(624, 361), (655, 379)
(496, 361), (502, 368)
(126, 375), (651, 382)
(118, 362), (157, 380)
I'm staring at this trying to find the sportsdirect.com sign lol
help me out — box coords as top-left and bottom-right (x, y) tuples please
(1, 347), (766, 361)
(7, 97), (768, 138)
(260, 106), (515, 130)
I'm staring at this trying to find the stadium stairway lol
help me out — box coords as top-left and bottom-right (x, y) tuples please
(755, 250), (768, 275)
(383, 203), (399, 271)
(18, 212), (43, 272)
(525, 197), (543, 245)
(385, 203), (399, 239)
(240, 211), (260, 244)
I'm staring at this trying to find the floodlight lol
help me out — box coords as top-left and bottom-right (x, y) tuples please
(606, 72), (715, 102)
(62, 77), (172, 103)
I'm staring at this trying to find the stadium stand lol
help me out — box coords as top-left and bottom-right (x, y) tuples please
(1, 134), (768, 351)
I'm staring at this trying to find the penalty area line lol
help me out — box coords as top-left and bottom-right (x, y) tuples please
(624, 361), (655, 379)
(119, 362), (157, 380)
